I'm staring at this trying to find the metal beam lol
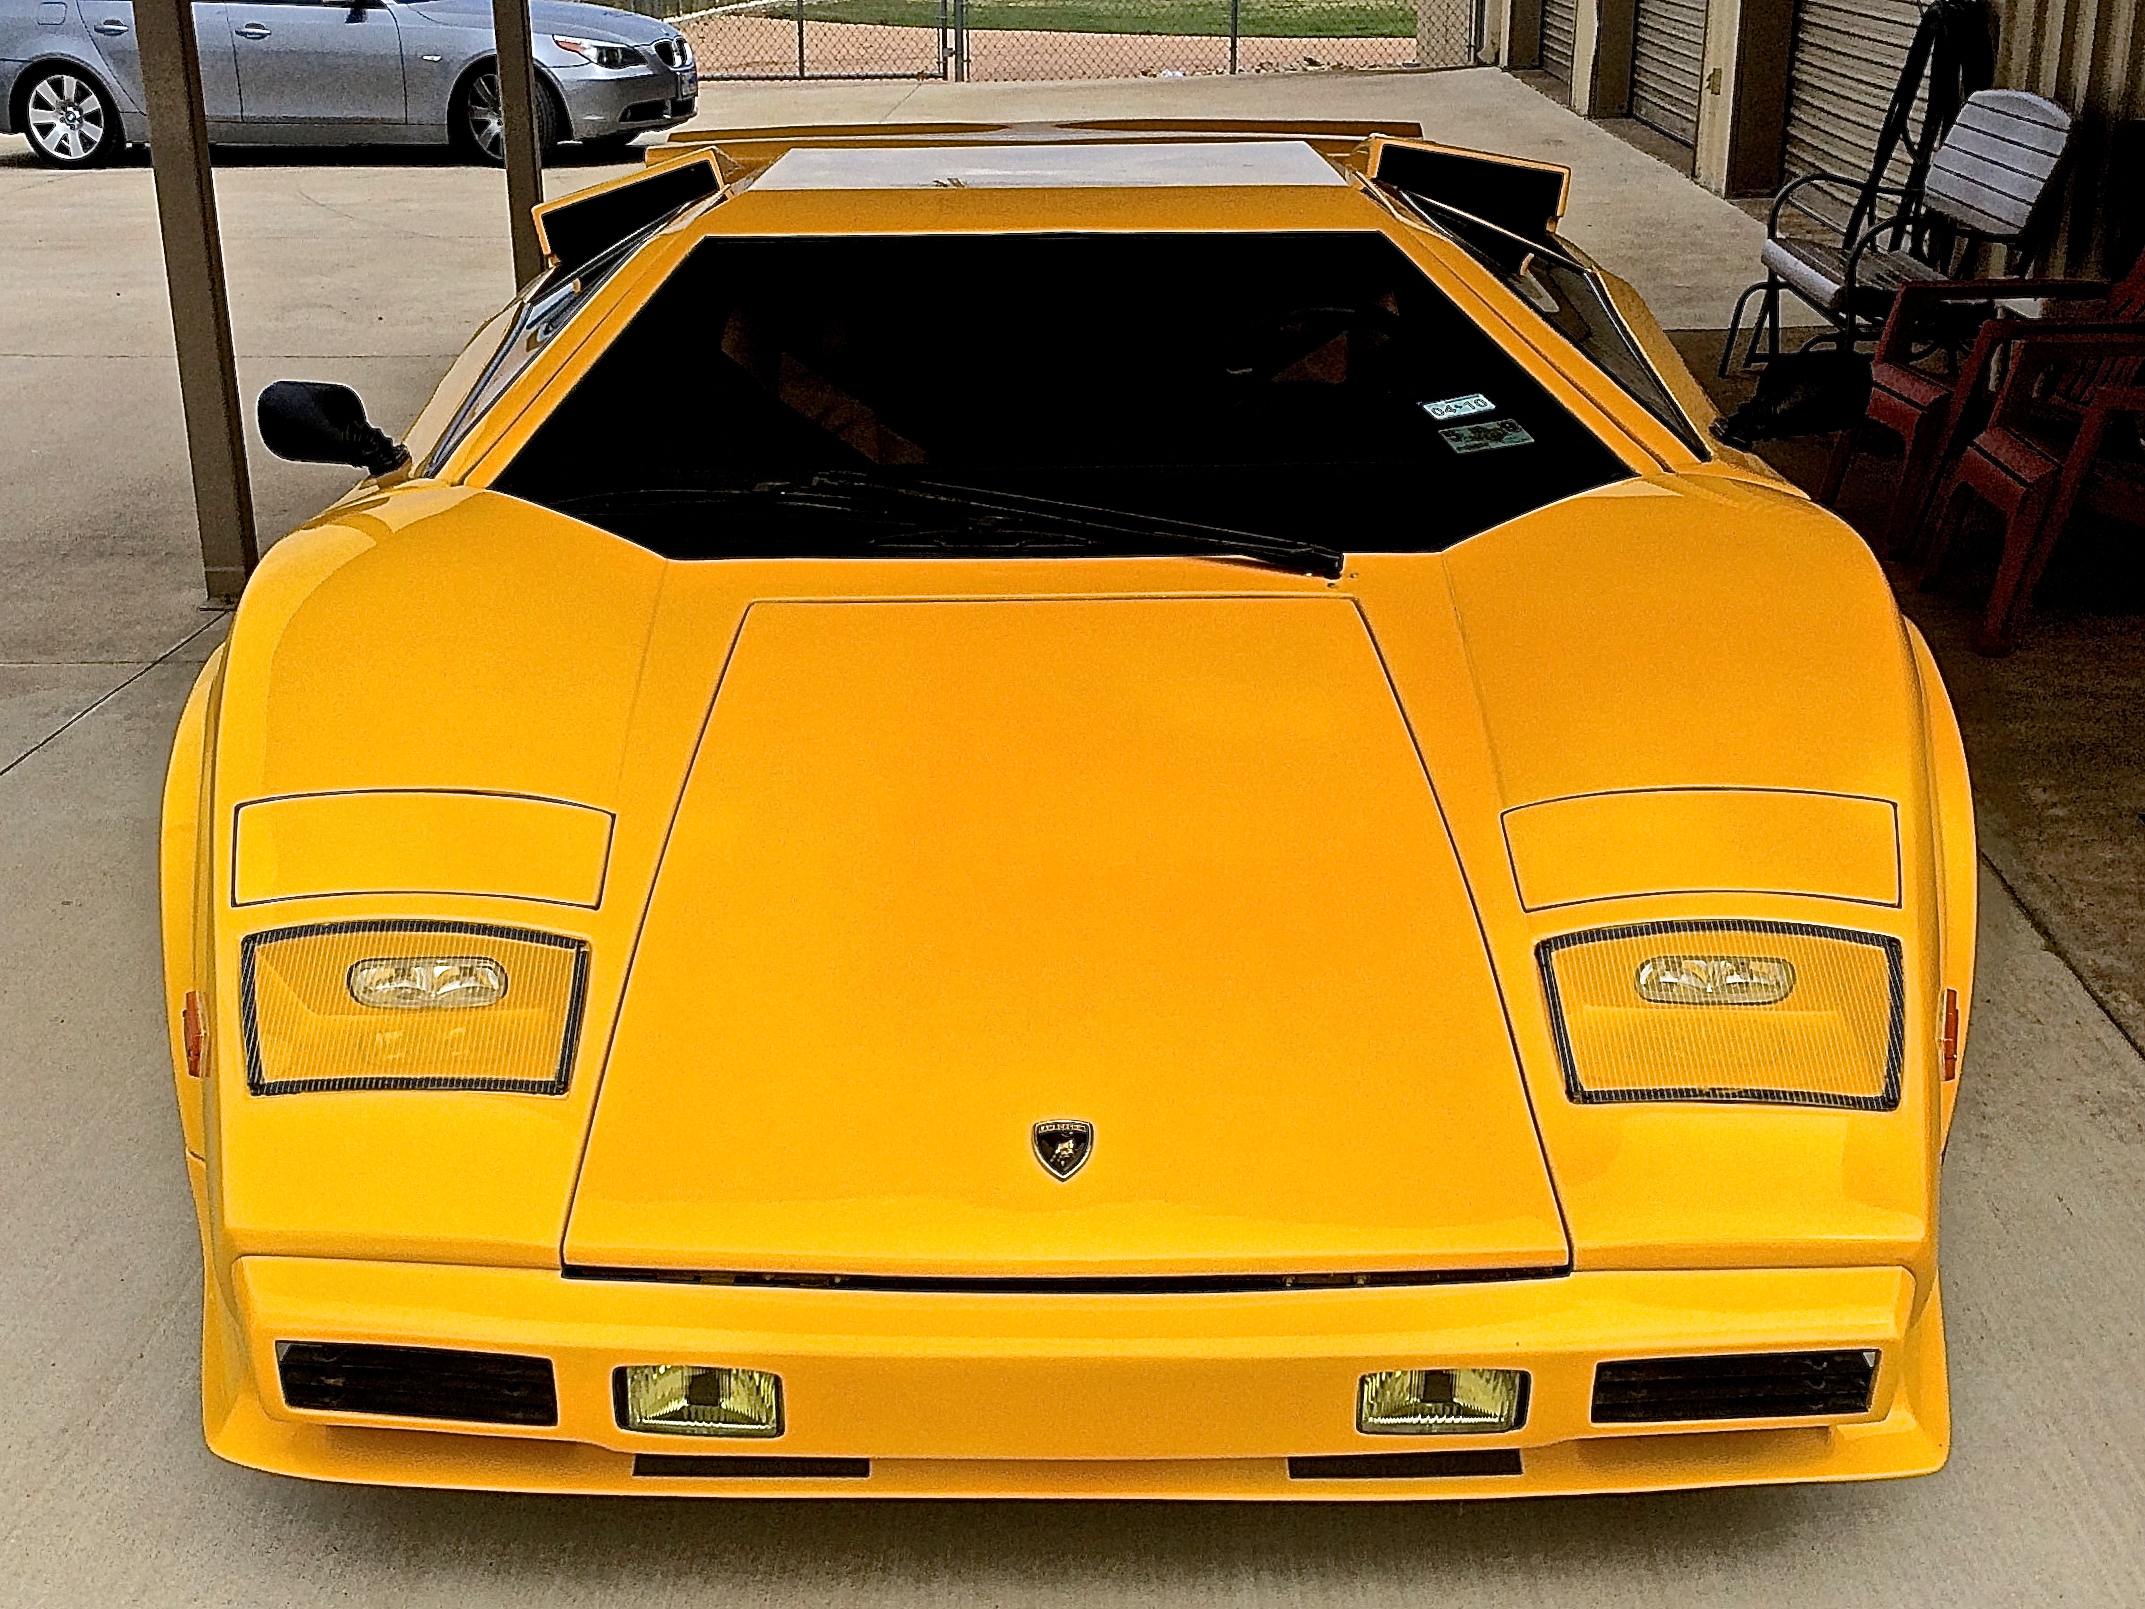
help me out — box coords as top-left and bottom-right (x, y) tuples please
(491, 0), (547, 284)
(134, 0), (256, 605)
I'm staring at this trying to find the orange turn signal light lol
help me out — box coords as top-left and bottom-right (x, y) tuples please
(182, 990), (207, 1079)
(1941, 988), (1960, 1082)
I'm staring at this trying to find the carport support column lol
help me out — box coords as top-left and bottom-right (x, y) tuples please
(134, 0), (257, 605)
(491, 0), (547, 285)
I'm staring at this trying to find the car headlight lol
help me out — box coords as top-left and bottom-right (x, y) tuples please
(240, 920), (589, 1095)
(1537, 920), (1903, 1109)
(552, 36), (641, 70)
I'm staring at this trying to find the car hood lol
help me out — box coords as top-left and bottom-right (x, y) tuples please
(562, 594), (1571, 1278)
(209, 471), (1937, 1275)
(401, 0), (681, 44)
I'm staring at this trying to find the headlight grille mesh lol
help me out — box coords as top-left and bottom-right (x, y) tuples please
(240, 920), (588, 1095)
(1537, 919), (1904, 1110)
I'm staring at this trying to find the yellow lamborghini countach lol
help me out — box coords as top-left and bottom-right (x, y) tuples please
(163, 121), (1976, 1499)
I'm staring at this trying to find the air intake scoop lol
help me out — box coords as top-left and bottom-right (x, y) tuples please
(565, 595), (1567, 1279)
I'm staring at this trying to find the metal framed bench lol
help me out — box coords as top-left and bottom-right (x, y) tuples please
(1722, 90), (2074, 375)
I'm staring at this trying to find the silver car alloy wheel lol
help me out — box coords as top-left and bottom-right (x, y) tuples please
(25, 72), (108, 164)
(462, 70), (507, 164)
(460, 67), (561, 164)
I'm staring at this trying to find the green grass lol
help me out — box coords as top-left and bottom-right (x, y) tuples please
(721, 0), (1416, 38)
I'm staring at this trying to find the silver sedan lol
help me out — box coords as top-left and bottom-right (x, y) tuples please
(0, 0), (697, 168)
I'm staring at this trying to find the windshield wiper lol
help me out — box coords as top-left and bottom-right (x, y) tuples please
(559, 475), (1346, 578)
(818, 474), (1345, 578)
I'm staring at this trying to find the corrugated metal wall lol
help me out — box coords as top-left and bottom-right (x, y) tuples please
(1631, 0), (1710, 144)
(1993, 0), (2142, 120)
(1541, 0), (1578, 83)
(1987, 0), (2143, 265)
(1781, 0), (1928, 225)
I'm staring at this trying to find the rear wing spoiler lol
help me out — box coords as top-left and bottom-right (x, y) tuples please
(1364, 136), (1576, 276)
(523, 124), (1575, 283)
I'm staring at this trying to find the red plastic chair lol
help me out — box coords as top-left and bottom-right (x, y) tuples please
(1818, 255), (2145, 555)
(1920, 329), (2145, 653)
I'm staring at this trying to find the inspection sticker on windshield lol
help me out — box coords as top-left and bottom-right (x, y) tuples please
(1421, 393), (1496, 421)
(1440, 418), (1535, 454)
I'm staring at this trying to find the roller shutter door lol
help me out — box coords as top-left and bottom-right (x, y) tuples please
(1630, 0), (1707, 146)
(1784, 0), (1927, 224)
(1541, 0), (1577, 84)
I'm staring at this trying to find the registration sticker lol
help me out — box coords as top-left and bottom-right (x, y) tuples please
(1421, 393), (1496, 421)
(1439, 418), (1535, 454)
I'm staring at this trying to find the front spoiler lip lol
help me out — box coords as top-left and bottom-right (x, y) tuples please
(210, 1256), (1941, 1494)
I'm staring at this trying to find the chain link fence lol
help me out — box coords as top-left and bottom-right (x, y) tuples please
(645, 0), (1477, 84)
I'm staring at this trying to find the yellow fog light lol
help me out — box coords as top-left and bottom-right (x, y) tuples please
(615, 1365), (783, 1438)
(1358, 1368), (1528, 1434)
(347, 956), (508, 1010)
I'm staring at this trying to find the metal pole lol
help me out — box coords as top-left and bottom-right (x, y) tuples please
(955, 0), (967, 81)
(490, 0), (546, 285)
(1229, 0), (1239, 74)
(795, 0), (806, 77)
(134, 0), (257, 604)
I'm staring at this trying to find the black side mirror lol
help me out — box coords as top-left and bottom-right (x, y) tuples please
(258, 381), (409, 476)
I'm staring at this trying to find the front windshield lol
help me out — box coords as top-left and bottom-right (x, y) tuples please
(490, 231), (1634, 557)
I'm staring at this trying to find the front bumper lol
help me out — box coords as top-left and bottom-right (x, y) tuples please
(204, 1254), (1948, 1498)
(551, 61), (697, 140)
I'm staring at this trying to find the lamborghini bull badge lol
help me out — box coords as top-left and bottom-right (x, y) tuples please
(1032, 1119), (1094, 1180)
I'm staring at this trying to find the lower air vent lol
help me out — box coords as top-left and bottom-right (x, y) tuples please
(1592, 1349), (1879, 1424)
(634, 1455), (870, 1479)
(277, 1341), (558, 1427)
(1288, 1450), (1523, 1480)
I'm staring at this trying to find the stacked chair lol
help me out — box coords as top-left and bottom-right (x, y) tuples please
(1818, 254), (2145, 654)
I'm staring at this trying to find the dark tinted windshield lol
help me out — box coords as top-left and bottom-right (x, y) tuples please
(492, 231), (1633, 557)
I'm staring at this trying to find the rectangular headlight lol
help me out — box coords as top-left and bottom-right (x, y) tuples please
(615, 1365), (783, 1438)
(1358, 1368), (1528, 1434)
(1538, 920), (1903, 1110)
(240, 920), (588, 1095)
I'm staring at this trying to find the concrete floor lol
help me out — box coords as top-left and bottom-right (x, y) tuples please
(2, 65), (2141, 1607)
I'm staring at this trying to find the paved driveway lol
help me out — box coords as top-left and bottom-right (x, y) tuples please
(1, 68), (2139, 1608)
